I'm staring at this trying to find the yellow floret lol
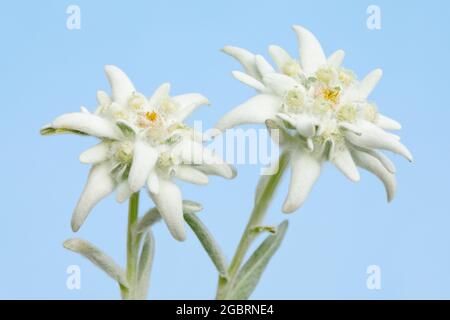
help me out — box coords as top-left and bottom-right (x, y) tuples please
(284, 89), (304, 113)
(337, 104), (357, 122)
(316, 67), (336, 86)
(338, 68), (356, 87)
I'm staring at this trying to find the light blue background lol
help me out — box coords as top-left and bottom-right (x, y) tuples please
(1, 0), (449, 299)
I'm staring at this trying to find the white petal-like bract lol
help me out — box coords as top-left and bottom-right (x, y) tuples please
(346, 121), (413, 162)
(171, 93), (210, 121)
(328, 50), (345, 67)
(52, 112), (123, 140)
(359, 69), (383, 99)
(282, 149), (322, 213)
(128, 141), (158, 192)
(222, 46), (260, 79)
(149, 179), (186, 241)
(79, 142), (110, 164)
(376, 114), (402, 131)
(72, 163), (115, 232)
(146, 170), (160, 195)
(148, 83), (171, 108)
(215, 94), (280, 131)
(116, 181), (132, 203)
(352, 150), (397, 202)
(269, 45), (295, 71)
(292, 25), (326, 74)
(263, 73), (298, 96)
(174, 166), (209, 185)
(104, 65), (136, 106)
(255, 55), (275, 76)
(232, 71), (267, 92)
(330, 145), (360, 182)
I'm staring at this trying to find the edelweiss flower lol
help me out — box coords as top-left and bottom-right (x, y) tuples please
(216, 26), (413, 213)
(42, 65), (234, 241)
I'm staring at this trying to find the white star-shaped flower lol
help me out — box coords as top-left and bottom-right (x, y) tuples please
(42, 65), (234, 240)
(216, 25), (412, 213)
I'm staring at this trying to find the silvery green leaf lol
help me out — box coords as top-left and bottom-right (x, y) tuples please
(184, 212), (228, 277)
(40, 125), (88, 136)
(182, 200), (203, 214)
(229, 220), (289, 300)
(135, 200), (203, 234)
(63, 238), (129, 288)
(135, 208), (160, 234)
(136, 231), (155, 299)
(116, 120), (135, 138)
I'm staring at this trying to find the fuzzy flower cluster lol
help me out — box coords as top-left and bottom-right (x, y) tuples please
(42, 66), (234, 241)
(216, 25), (412, 213)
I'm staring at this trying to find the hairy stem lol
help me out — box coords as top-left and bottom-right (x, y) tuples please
(216, 152), (290, 299)
(122, 191), (140, 299)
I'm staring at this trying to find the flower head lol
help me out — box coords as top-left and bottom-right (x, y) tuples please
(216, 26), (412, 213)
(42, 65), (234, 241)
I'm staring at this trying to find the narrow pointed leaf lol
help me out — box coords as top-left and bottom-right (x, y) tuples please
(184, 212), (228, 277)
(63, 238), (129, 288)
(136, 231), (155, 299)
(182, 200), (204, 214)
(135, 200), (203, 234)
(40, 126), (88, 136)
(229, 220), (289, 299)
(135, 208), (160, 234)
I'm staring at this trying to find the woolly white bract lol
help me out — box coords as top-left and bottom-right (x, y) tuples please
(216, 25), (412, 213)
(42, 65), (234, 241)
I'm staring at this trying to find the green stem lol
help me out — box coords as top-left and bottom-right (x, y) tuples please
(123, 191), (140, 299)
(215, 276), (228, 300)
(216, 152), (290, 299)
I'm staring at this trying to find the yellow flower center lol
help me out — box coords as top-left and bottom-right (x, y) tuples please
(322, 88), (340, 105)
(145, 111), (158, 122)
